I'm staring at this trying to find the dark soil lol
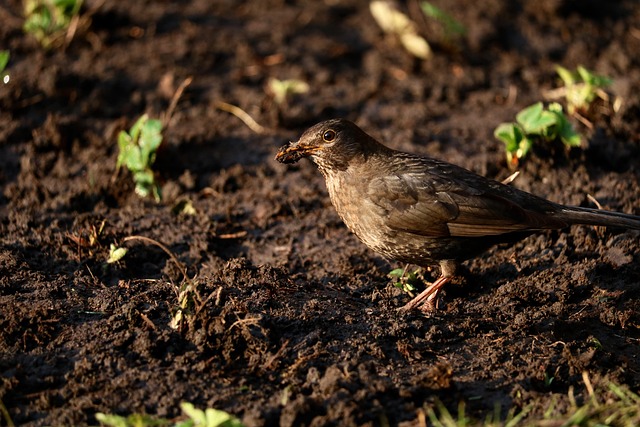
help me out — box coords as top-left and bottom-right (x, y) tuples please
(1, 0), (639, 426)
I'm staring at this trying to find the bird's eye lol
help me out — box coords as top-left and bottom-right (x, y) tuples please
(322, 129), (336, 142)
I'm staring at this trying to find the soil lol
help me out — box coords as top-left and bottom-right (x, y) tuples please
(1, 0), (639, 426)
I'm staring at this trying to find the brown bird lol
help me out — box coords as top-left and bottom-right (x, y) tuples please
(275, 119), (640, 313)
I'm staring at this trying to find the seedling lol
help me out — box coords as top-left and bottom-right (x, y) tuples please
(96, 403), (244, 427)
(555, 65), (612, 115)
(117, 114), (163, 201)
(544, 372), (555, 388)
(389, 267), (420, 294)
(427, 399), (531, 427)
(424, 381), (639, 426)
(215, 101), (266, 134)
(0, 51), (9, 84)
(95, 412), (168, 427)
(107, 243), (128, 264)
(494, 102), (581, 168)
(426, 399), (472, 427)
(172, 199), (197, 216)
(23, 0), (83, 48)
(420, 1), (466, 41)
(121, 235), (213, 333)
(66, 219), (106, 258)
(0, 397), (13, 427)
(267, 78), (309, 105)
(169, 277), (201, 330)
(587, 336), (603, 350)
(177, 402), (244, 427)
(370, 0), (431, 59)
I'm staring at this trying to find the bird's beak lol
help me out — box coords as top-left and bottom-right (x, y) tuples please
(275, 139), (320, 164)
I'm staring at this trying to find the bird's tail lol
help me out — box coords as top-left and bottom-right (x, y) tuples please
(556, 206), (640, 230)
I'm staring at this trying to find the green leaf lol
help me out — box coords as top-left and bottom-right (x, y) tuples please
(126, 146), (145, 172)
(547, 102), (563, 113)
(547, 103), (581, 147)
(95, 412), (169, 427)
(557, 118), (581, 147)
(495, 122), (532, 166)
(0, 51), (9, 74)
(577, 65), (612, 87)
(133, 170), (161, 201)
(179, 403), (244, 427)
(117, 135), (145, 172)
(555, 65), (575, 86)
(172, 199), (197, 216)
(494, 101), (584, 166)
(494, 123), (521, 151)
(116, 131), (131, 170)
(129, 114), (148, 143)
(516, 135), (534, 160)
(95, 413), (129, 427)
(388, 268), (406, 278)
(23, 0), (83, 48)
(516, 102), (557, 135)
(139, 119), (163, 164)
(420, 1), (466, 36)
(556, 65), (613, 114)
(133, 170), (155, 186)
(134, 184), (150, 198)
(151, 185), (161, 202)
(388, 268), (420, 293)
(116, 114), (163, 201)
(268, 78), (310, 105)
(107, 244), (128, 263)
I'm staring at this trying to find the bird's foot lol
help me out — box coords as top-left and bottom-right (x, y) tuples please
(418, 296), (438, 313)
(398, 275), (450, 314)
(398, 292), (438, 314)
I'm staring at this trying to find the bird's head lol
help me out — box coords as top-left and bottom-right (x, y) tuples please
(275, 119), (377, 172)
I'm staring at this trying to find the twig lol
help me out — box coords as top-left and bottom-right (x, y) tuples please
(163, 76), (193, 128)
(214, 286), (223, 305)
(123, 235), (188, 280)
(229, 315), (262, 331)
(417, 408), (427, 427)
(193, 286), (223, 318)
(573, 111), (594, 130)
(214, 231), (247, 239)
(0, 397), (14, 427)
(263, 338), (291, 370)
(586, 194), (606, 237)
(501, 170), (520, 185)
(505, 84), (518, 106)
(501, 171), (520, 185)
(582, 370), (595, 399)
(64, 0), (105, 49)
(542, 87), (567, 101)
(139, 312), (157, 330)
(65, 14), (80, 47)
(587, 194), (604, 210)
(215, 101), (267, 134)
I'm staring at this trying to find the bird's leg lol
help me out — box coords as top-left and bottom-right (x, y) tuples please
(398, 275), (450, 312)
(398, 260), (456, 313)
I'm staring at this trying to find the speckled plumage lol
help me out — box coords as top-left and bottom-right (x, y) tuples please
(276, 119), (640, 312)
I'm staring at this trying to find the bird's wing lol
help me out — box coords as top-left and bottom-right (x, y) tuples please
(367, 159), (565, 238)
(366, 172), (455, 237)
(440, 190), (551, 236)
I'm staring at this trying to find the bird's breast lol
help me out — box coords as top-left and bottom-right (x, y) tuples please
(322, 166), (459, 266)
(324, 169), (394, 254)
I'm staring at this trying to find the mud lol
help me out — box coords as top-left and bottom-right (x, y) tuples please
(1, 1), (639, 425)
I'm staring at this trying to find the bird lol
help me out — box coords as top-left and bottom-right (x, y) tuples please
(275, 118), (640, 313)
